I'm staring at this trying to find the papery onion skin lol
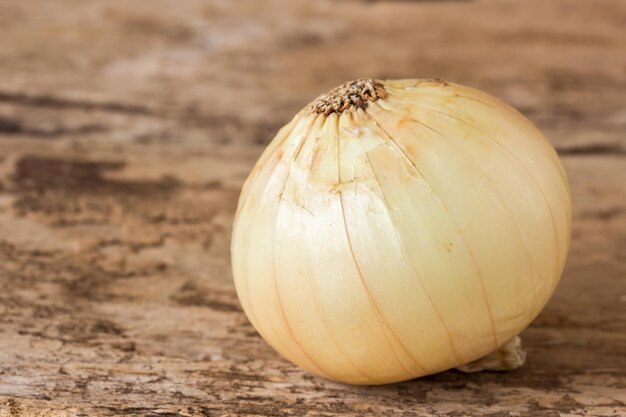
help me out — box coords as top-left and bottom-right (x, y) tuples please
(231, 79), (571, 385)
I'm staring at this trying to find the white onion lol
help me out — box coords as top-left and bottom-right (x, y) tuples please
(231, 79), (571, 385)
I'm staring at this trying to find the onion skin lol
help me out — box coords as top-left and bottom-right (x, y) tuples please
(231, 79), (572, 385)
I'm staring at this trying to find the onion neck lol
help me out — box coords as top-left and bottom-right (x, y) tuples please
(309, 79), (387, 116)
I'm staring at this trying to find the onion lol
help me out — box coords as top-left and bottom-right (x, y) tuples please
(231, 79), (571, 385)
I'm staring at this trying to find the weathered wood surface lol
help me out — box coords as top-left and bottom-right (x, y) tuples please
(0, 0), (625, 415)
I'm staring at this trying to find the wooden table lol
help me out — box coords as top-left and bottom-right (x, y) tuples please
(0, 1), (624, 415)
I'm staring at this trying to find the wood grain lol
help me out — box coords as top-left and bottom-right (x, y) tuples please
(0, 0), (624, 415)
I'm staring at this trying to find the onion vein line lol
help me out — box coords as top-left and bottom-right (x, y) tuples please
(368, 105), (499, 349)
(272, 116), (336, 379)
(378, 106), (539, 331)
(389, 96), (563, 278)
(237, 118), (302, 342)
(337, 114), (423, 377)
(299, 116), (376, 382)
(365, 150), (463, 367)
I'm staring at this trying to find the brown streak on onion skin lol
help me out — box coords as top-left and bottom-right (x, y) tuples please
(390, 98), (565, 304)
(385, 97), (564, 280)
(380, 107), (540, 334)
(367, 104), (499, 350)
(337, 112), (429, 378)
(233, 119), (301, 342)
(364, 149), (465, 367)
(299, 115), (377, 383)
(239, 116), (331, 379)
(271, 116), (339, 380)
